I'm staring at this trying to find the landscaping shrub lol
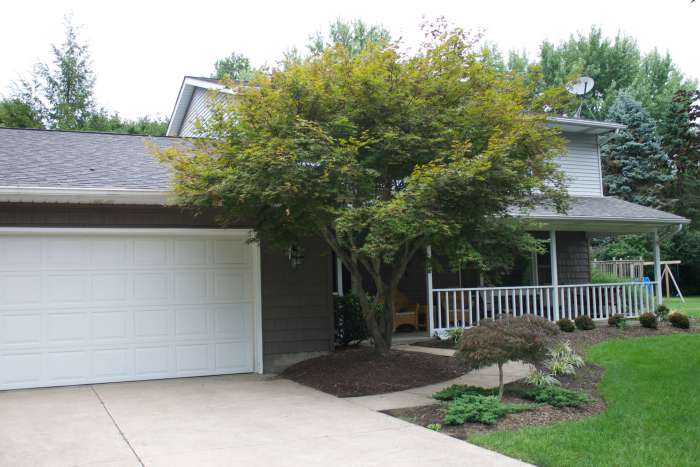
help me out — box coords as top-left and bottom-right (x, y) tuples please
(525, 370), (560, 388)
(426, 423), (442, 432)
(446, 327), (465, 344)
(442, 394), (538, 425)
(526, 386), (589, 408)
(574, 315), (596, 331)
(655, 304), (670, 321)
(544, 341), (584, 376)
(608, 314), (625, 327)
(557, 319), (575, 332)
(669, 311), (690, 329)
(333, 293), (368, 346)
(455, 315), (560, 398)
(639, 312), (658, 329)
(432, 384), (495, 401)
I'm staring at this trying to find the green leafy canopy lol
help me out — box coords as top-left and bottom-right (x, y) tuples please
(157, 21), (570, 352)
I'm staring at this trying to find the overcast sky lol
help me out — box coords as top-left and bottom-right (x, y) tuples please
(2, 0), (698, 120)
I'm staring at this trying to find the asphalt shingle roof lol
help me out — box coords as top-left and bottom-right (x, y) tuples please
(521, 196), (689, 223)
(0, 128), (179, 190)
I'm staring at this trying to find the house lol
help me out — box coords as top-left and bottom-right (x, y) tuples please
(0, 76), (689, 391)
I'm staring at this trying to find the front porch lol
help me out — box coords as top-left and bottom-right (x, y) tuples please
(334, 196), (688, 337)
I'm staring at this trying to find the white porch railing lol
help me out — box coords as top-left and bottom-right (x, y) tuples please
(592, 258), (645, 280)
(430, 282), (657, 334)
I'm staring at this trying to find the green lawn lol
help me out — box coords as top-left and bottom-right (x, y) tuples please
(470, 334), (700, 467)
(665, 296), (700, 318)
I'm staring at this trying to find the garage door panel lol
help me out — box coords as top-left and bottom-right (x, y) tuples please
(214, 304), (252, 339)
(214, 239), (249, 265)
(176, 344), (210, 373)
(215, 342), (253, 371)
(174, 271), (208, 302)
(92, 273), (129, 301)
(134, 346), (171, 377)
(213, 271), (252, 301)
(47, 350), (89, 382)
(47, 274), (87, 302)
(47, 312), (88, 343)
(2, 353), (42, 385)
(174, 239), (208, 265)
(2, 238), (41, 266)
(0, 231), (258, 390)
(175, 307), (209, 337)
(46, 239), (89, 266)
(92, 311), (130, 340)
(93, 348), (130, 378)
(4, 274), (42, 304)
(134, 239), (168, 265)
(90, 239), (129, 266)
(3, 313), (42, 345)
(134, 308), (171, 338)
(134, 272), (170, 300)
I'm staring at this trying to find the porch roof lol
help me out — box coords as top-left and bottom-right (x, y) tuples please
(516, 196), (690, 233)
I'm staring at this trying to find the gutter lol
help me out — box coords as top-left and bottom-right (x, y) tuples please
(0, 186), (173, 205)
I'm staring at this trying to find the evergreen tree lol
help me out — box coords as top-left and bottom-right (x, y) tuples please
(600, 91), (672, 207)
(31, 18), (96, 129)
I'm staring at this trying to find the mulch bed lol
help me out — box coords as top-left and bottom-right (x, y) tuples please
(386, 320), (699, 439)
(281, 346), (466, 397)
(385, 363), (606, 440)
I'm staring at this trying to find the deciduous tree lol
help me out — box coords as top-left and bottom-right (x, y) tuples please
(156, 22), (570, 354)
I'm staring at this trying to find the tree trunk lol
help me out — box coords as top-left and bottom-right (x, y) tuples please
(497, 362), (504, 400)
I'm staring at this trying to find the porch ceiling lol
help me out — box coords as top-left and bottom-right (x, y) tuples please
(514, 196), (690, 233)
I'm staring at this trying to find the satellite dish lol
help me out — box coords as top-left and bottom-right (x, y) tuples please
(566, 76), (595, 95)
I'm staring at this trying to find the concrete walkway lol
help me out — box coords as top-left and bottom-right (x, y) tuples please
(347, 360), (533, 411)
(347, 344), (531, 411)
(0, 374), (529, 467)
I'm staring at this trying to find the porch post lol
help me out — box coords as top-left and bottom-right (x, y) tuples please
(426, 246), (434, 337)
(336, 256), (344, 296)
(550, 229), (559, 321)
(653, 229), (663, 305)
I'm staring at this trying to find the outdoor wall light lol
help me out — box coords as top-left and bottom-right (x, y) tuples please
(288, 244), (304, 269)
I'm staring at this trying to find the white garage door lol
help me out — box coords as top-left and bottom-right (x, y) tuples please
(0, 228), (261, 390)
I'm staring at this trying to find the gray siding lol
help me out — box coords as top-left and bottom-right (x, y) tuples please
(0, 203), (334, 368)
(180, 88), (232, 137)
(554, 132), (603, 197)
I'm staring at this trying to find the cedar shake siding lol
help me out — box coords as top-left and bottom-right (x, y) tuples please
(554, 231), (592, 284)
(0, 203), (334, 371)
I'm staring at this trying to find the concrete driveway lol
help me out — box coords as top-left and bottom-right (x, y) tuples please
(0, 375), (527, 467)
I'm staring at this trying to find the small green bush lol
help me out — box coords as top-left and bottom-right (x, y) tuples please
(426, 423), (442, 432)
(608, 314), (625, 327)
(525, 370), (560, 388)
(544, 341), (584, 376)
(639, 312), (658, 329)
(669, 311), (690, 329)
(531, 386), (589, 408)
(442, 394), (538, 425)
(655, 304), (670, 321)
(446, 327), (465, 344)
(333, 293), (368, 346)
(432, 384), (495, 401)
(557, 319), (575, 332)
(574, 315), (595, 331)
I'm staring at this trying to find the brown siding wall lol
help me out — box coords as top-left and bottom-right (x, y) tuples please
(0, 203), (334, 369)
(555, 231), (592, 285)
